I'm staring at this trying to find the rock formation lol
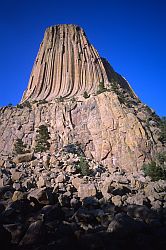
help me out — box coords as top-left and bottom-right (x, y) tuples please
(0, 24), (165, 250)
(0, 24), (163, 171)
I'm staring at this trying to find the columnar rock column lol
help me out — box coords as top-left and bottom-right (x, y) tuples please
(22, 24), (111, 102)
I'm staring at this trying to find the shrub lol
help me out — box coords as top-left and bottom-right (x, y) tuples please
(13, 138), (27, 154)
(35, 125), (50, 153)
(32, 100), (38, 104)
(24, 101), (32, 108)
(159, 116), (166, 144)
(83, 91), (90, 99)
(58, 96), (64, 102)
(77, 156), (90, 176)
(63, 143), (84, 156)
(7, 103), (13, 107)
(17, 104), (23, 109)
(17, 101), (31, 109)
(142, 152), (166, 181)
(71, 97), (76, 103)
(97, 81), (107, 94)
(110, 82), (126, 104)
(38, 100), (48, 105)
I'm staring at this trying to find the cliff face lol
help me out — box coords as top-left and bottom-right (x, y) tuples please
(0, 24), (162, 171)
(0, 93), (161, 171)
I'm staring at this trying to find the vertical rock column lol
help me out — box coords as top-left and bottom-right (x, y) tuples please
(21, 24), (110, 102)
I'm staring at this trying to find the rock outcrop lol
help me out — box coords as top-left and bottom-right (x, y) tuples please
(0, 24), (163, 171)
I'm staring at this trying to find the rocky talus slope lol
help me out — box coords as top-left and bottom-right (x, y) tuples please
(0, 149), (166, 249)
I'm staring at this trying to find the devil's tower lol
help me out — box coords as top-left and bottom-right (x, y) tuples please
(21, 24), (136, 102)
(0, 24), (162, 171)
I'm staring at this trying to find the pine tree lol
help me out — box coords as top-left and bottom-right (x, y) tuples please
(35, 125), (50, 153)
(77, 156), (90, 176)
(97, 81), (107, 94)
(83, 91), (90, 99)
(159, 117), (166, 144)
(13, 138), (26, 154)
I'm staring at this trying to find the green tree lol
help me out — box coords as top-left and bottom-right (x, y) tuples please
(35, 125), (50, 153)
(77, 156), (90, 176)
(17, 101), (32, 109)
(58, 96), (64, 102)
(83, 91), (90, 99)
(159, 116), (166, 144)
(97, 81), (107, 94)
(8, 103), (13, 107)
(142, 152), (166, 181)
(13, 138), (27, 154)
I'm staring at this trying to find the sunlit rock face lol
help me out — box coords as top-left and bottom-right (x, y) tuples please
(0, 24), (163, 171)
(22, 24), (109, 101)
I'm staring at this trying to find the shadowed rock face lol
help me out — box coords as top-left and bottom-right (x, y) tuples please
(22, 24), (111, 102)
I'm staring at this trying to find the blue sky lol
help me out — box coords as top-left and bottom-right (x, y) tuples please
(0, 0), (165, 116)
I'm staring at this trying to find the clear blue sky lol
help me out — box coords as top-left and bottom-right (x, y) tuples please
(0, 0), (165, 116)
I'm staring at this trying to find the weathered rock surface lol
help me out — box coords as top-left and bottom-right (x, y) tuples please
(0, 93), (162, 171)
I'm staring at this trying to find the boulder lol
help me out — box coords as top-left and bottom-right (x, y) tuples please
(56, 173), (66, 183)
(72, 177), (83, 190)
(107, 213), (145, 235)
(41, 204), (64, 222)
(30, 159), (38, 167)
(42, 154), (50, 168)
(78, 183), (96, 200)
(13, 152), (33, 164)
(13, 182), (21, 190)
(0, 225), (12, 247)
(0, 178), (4, 188)
(19, 221), (45, 245)
(3, 223), (25, 244)
(112, 195), (123, 207)
(11, 170), (22, 181)
(28, 187), (54, 205)
(37, 176), (46, 188)
(126, 192), (147, 206)
(0, 159), (4, 167)
(12, 191), (27, 201)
